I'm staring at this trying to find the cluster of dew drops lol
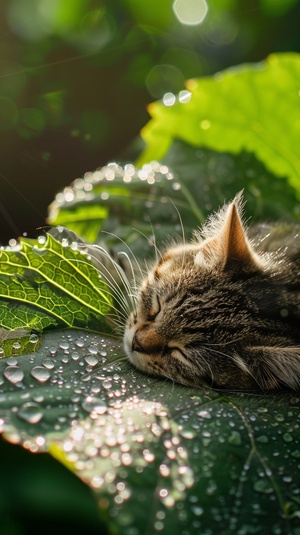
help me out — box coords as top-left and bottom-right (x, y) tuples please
(49, 161), (180, 218)
(0, 330), (196, 524)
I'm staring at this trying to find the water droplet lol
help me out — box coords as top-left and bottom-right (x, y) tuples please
(253, 479), (273, 494)
(75, 338), (85, 348)
(82, 396), (107, 415)
(84, 355), (99, 367)
(179, 428), (195, 440)
(159, 464), (170, 477)
(197, 410), (211, 419)
(191, 505), (204, 516)
(228, 431), (242, 446)
(30, 366), (51, 383)
(42, 358), (55, 369)
(4, 366), (24, 384)
(7, 357), (18, 366)
(18, 402), (44, 424)
(29, 333), (40, 343)
(257, 435), (269, 443)
(87, 344), (98, 355)
(143, 449), (155, 463)
(59, 341), (70, 350)
(283, 432), (293, 443)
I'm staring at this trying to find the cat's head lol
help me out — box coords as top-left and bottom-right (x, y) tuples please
(124, 193), (300, 391)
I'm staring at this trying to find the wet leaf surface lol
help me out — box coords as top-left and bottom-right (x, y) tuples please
(0, 330), (299, 534)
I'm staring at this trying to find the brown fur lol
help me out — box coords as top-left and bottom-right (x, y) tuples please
(124, 194), (300, 391)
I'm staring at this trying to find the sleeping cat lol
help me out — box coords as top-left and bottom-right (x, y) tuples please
(123, 193), (300, 391)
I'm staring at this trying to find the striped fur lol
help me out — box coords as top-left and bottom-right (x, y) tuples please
(124, 194), (300, 391)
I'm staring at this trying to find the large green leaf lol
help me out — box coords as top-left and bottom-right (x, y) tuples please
(137, 52), (300, 196)
(0, 330), (299, 534)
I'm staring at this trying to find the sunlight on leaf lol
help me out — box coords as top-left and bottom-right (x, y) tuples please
(0, 232), (113, 351)
(137, 52), (300, 196)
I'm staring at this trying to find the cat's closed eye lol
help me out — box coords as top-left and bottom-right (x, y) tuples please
(124, 193), (300, 392)
(146, 293), (161, 321)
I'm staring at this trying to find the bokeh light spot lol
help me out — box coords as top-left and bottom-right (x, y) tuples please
(173, 0), (208, 26)
(163, 92), (176, 106)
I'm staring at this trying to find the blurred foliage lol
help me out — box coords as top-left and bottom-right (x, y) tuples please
(0, 0), (300, 241)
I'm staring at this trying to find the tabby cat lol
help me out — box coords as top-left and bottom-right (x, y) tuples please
(123, 193), (300, 391)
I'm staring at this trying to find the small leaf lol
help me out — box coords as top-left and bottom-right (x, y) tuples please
(137, 52), (300, 196)
(0, 233), (113, 349)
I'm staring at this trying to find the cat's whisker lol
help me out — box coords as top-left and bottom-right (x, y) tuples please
(168, 196), (187, 246)
(81, 247), (133, 316)
(87, 247), (133, 301)
(131, 225), (163, 264)
(100, 230), (146, 282)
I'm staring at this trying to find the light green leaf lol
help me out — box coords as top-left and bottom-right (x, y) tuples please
(137, 52), (300, 196)
(0, 330), (299, 534)
(0, 232), (113, 349)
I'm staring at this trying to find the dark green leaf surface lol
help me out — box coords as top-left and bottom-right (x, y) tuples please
(0, 330), (299, 535)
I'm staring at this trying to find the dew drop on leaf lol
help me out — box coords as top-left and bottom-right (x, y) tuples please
(7, 357), (18, 366)
(283, 432), (293, 443)
(42, 358), (55, 369)
(75, 338), (85, 348)
(84, 355), (99, 366)
(228, 430), (242, 446)
(29, 333), (39, 343)
(82, 395), (107, 414)
(197, 410), (211, 419)
(18, 402), (44, 424)
(59, 341), (70, 351)
(256, 435), (269, 443)
(30, 366), (51, 383)
(4, 366), (24, 384)
(87, 344), (98, 355)
(253, 479), (273, 494)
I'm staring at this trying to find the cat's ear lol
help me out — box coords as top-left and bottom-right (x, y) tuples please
(221, 199), (258, 270)
(195, 193), (261, 271)
(247, 347), (300, 390)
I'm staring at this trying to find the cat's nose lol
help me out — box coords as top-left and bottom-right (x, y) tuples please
(132, 333), (144, 353)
